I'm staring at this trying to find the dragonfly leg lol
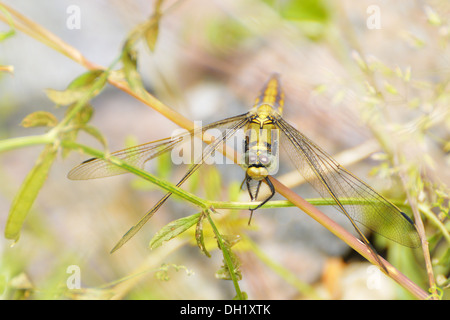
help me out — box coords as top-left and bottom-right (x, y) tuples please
(247, 177), (276, 225)
(240, 175), (248, 191)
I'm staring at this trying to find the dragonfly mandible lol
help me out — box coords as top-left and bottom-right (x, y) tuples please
(68, 74), (421, 256)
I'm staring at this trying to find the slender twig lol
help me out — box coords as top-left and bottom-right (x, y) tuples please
(396, 168), (437, 298)
(268, 176), (429, 300)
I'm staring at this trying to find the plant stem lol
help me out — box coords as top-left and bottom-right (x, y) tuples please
(209, 198), (409, 210)
(0, 132), (54, 153)
(62, 140), (207, 208)
(269, 176), (430, 300)
(205, 209), (244, 300)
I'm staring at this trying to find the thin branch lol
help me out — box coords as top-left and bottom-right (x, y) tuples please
(269, 176), (430, 300)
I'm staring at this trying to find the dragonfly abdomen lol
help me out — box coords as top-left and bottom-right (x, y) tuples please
(253, 73), (284, 115)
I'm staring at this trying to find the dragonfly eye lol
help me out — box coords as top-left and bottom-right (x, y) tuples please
(248, 154), (257, 164)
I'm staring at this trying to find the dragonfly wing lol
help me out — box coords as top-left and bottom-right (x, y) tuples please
(277, 117), (420, 248)
(68, 137), (182, 179)
(68, 113), (249, 180)
(110, 115), (250, 252)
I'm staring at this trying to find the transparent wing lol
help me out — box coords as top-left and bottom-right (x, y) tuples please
(277, 117), (420, 248)
(109, 115), (250, 253)
(68, 113), (249, 180)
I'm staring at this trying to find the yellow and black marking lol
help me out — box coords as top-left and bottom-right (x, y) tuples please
(241, 74), (285, 222)
(253, 73), (285, 114)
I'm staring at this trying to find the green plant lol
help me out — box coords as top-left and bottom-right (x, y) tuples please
(0, 1), (448, 300)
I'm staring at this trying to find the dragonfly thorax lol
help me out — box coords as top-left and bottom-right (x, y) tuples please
(247, 166), (269, 181)
(241, 117), (280, 178)
(251, 103), (282, 124)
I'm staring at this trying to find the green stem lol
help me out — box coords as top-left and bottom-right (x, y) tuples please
(209, 198), (411, 210)
(419, 203), (450, 245)
(62, 140), (207, 208)
(0, 132), (54, 153)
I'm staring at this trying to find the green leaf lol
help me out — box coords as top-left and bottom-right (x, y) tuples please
(278, 0), (330, 22)
(144, 17), (160, 52)
(149, 213), (201, 250)
(0, 27), (15, 41)
(20, 111), (58, 128)
(195, 211), (210, 257)
(0, 5), (16, 41)
(66, 103), (94, 125)
(144, 0), (164, 52)
(5, 144), (57, 241)
(215, 231), (242, 280)
(384, 81), (398, 95)
(121, 45), (146, 94)
(67, 70), (105, 89)
(45, 88), (85, 106)
(424, 5), (442, 26)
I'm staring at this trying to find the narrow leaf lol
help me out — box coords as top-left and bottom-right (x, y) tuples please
(20, 111), (58, 128)
(144, 17), (160, 52)
(195, 211), (211, 257)
(144, 0), (164, 51)
(121, 45), (145, 93)
(67, 70), (105, 89)
(0, 4), (16, 41)
(149, 213), (201, 250)
(5, 144), (57, 241)
(65, 103), (94, 125)
(45, 87), (88, 106)
(384, 81), (398, 95)
(45, 70), (106, 106)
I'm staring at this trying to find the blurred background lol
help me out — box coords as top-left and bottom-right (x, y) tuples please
(0, 0), (449, 299)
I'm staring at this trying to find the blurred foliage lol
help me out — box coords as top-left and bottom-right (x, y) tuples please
(0, 0), (449, 300)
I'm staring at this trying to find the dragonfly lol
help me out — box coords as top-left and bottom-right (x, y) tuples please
(68, 74), (421, 261)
